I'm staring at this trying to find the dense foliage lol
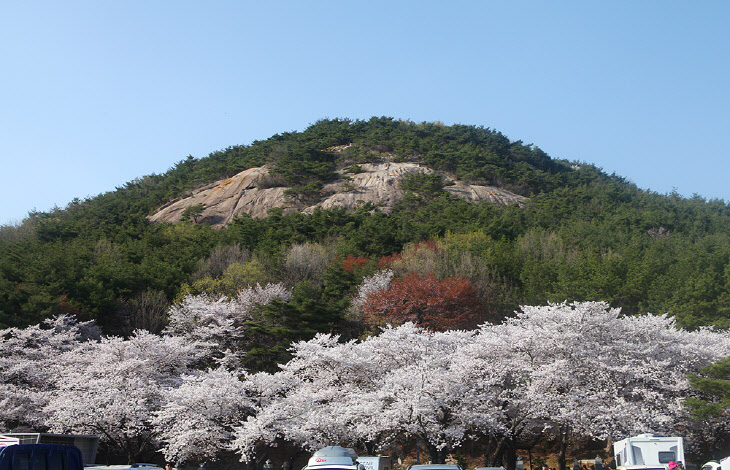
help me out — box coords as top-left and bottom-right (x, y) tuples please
(2, 116), (730, 338)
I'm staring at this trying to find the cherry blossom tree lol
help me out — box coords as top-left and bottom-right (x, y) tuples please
(352, 269), (393, 309)
(231, 333), (366, 460)
(348, 269), (393, 323)
(153, 367), (257, 464)
(232, 324), (503, 463)
(6, 302), (730, 468)
(355, 325), (494, 462)
(232, 302), (730, 468)
(0, 315), (99, 431)
(502, 303), (730, 438)
(43, 331), (208, 463)
(459, 302), (730, 469)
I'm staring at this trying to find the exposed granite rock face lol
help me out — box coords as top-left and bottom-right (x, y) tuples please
(147, 162), (527, 228)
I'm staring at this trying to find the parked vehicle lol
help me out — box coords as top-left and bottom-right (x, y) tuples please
(700, 461), (719, 470)
(357, 456), (392, 470)
(0, 443), (84, 470)
(303, 446), (363, 470)
(613, 434), (685, 470)
(406, 465), (462, 470)
(303, 447), (398, 470)
(2, 433), (99, 465)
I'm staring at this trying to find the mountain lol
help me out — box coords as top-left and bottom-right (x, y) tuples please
(2, 117), (730, 335)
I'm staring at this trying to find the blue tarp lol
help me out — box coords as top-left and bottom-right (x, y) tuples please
(0, 444), (83, 470)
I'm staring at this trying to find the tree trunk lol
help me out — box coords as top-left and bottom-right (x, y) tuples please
(491, 436), (509, 467)
(558, 425), (570, 470)
(524, 433), (542, 470)
(424, 441), (443, 464)
(503, 438), (517, 470)
(439, 448), (448, 465)
(484, 435), (497, 467)
(365, 441), (375, 456)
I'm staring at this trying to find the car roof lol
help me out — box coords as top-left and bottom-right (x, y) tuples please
(408, 466), (462, 470)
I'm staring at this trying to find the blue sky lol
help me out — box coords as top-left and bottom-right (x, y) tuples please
(1, 1), (728, 225)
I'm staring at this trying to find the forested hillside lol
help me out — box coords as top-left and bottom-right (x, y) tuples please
(2, 116), (730, 340)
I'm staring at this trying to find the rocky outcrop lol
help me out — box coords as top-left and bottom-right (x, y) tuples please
(147, 163), (527, 228)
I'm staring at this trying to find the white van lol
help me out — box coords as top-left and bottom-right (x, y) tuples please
(613, 434), (685, 470)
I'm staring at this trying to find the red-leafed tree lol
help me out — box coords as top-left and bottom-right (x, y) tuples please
(361, 272), (483, 331)
(341, 254), (372, 274)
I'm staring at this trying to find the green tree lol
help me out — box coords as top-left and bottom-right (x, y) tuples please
(401, 172), (452, 199)
(181, 204), (206, 223)
(178, 259), (269, 300)
(245, 281), (344, 371)
(686, 358), (730, 420)
(686, 357), (730, 458)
